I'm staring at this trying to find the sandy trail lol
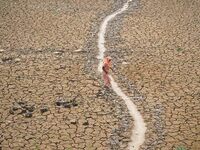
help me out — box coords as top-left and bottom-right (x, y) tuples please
(97, 0), (146, 149)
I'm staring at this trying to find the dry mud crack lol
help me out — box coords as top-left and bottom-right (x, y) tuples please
(0, 0), (200, 150)
(0, 0), (135, 150)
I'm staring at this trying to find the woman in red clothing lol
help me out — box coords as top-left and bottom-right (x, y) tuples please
(102, 56), (113, 88)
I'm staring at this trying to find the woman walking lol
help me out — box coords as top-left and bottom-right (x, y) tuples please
(102, 56), (113, 88)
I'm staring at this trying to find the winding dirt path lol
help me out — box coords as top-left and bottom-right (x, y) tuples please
(97, 0), (146, 149)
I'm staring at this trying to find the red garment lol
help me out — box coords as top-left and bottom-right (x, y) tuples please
(102, 57), (112, 87)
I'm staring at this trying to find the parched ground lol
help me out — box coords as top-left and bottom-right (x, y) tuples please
(105, 0), (199, 149)
(0, 0), (199, 150)
(0, 0), (133, 150)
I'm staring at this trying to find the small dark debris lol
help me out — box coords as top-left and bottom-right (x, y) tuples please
(83, 121), (89, 126)
(55, 92), (63, 95)
(70, 119), (77, 125)
(55, 101), (63, 106)
(96, 89), (104, 97)
(12, 105), (20, 111)
(26, 105), (35, 112)
(10, 101), (35, 117)
(63, 103), (71, 108)
(55, 97), (78, 108)
(72, 102), (78, 107)
(55, 98), (70, 108)
(2, 57), (13, 62)
(24, 111), (32, 118)
(17, 101), (25, 105)
(9, 109), (14, 115)
(40, 106), (49, 113)
(18, 109), (26, 115)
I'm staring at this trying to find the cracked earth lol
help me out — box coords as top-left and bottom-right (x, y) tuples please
(0, 0), (199, 150)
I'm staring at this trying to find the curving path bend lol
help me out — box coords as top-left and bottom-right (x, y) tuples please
(97, 0), (147, 149)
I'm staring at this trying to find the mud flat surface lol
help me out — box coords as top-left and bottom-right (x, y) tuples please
(104, 0), (200, 149)
(0, 0), (133, 149)
(0, 0), (199, 150)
